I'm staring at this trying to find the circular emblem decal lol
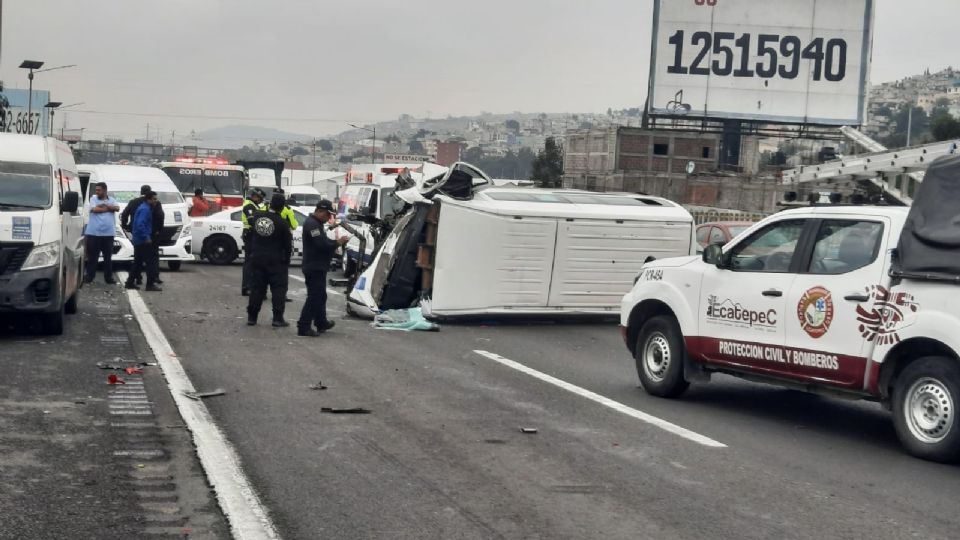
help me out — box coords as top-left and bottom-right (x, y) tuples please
(254, 216), (275, 237)
(797, 286), (834, 338)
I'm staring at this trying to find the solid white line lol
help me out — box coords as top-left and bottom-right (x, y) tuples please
(122, 274), (281, 540)
(287, 273), (343, 296)
(473, 350), (726, 449)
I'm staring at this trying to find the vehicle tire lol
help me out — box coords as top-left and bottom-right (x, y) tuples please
(204, 236), (238, 265)
(891, 356), (960, 463)
(43, 300), (65, 336)
(635, 315), (689, 398)
(167, 260), (182, 271)
(65, 289), (79, 315)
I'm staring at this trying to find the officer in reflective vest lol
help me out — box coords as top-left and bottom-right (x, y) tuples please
(240, 188), (266, 296)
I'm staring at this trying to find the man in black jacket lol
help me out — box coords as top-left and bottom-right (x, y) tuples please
(297, 200), (349, 337)
(247, 194), (294, 328)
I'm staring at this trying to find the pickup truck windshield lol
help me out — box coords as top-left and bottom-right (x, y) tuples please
(0, 162), (52, 209)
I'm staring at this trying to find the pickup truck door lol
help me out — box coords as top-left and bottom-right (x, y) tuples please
(694, 218), (807, 375)
(784, 216), (890, 390)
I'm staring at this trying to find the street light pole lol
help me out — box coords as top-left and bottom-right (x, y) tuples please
(348, 123), (377, 164)
(19, 61), (43, 133)
(44, 101), (61, 138)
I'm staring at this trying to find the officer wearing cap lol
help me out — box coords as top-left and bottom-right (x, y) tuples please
(247, 194), (293, 327)
(241, 188), (266, 296)
(297, 199), (349, 337)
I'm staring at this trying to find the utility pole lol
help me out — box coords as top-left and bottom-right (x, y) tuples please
(146, 123), (150, 141)
(906, 104), (914, 147)
(312, 138), (317, 184)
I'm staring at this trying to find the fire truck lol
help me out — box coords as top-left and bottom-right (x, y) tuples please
(156, 157), (247, 212)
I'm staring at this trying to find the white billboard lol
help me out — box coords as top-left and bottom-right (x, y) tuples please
(647, 0), (874, 125)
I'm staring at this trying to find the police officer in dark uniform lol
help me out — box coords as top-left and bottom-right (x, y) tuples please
(297, 200), (349, 337)
(241, 188), (266, 296)
(246, 194), (293, 327)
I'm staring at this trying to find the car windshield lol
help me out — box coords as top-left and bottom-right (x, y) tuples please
(112, 191), (184, 205)
(0, 161), (52, 209)
(292, 193), (321, 206)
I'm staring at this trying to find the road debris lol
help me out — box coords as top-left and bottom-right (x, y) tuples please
(308, 382), (328, 391)
(183, 388), (226, 400)
(125, 367), (144, 375)
(320, 407), (371, 414)
(520, 427), (538, 434)
(107, 374), (125, 385)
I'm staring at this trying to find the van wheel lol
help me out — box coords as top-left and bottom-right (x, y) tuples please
(204, 236), (238, 265)
(167, 260), (182, 271)
(65, 289), (79, 315)
(635, 315), (689, 398)
(892, 357), (960, 463)
(43, 302), (65, 336)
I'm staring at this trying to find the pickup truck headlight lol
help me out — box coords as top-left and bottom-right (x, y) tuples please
(22, 242), (60, 270)
(181, 225), (191, 237)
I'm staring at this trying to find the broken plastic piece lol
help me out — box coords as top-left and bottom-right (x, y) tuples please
(320, 407), (371, 414)
(520, 427), (538, 434)
(183, 388), (226, 400)
(107, 374), (125, 385)
(125, 367), (144, 375)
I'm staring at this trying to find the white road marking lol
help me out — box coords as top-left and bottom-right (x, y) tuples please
(473, 350), (726, 449)
(122, 273), (280, 540)
(288, 273), (344, 296)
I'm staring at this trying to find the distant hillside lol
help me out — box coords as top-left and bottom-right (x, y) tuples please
(197, 125), (313, 149)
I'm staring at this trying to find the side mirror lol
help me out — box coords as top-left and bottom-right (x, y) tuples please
(702, 243), (725, 268)
(61, 191), (80, 214)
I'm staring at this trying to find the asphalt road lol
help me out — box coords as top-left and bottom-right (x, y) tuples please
(0, 278), (228, 540)
(141, 262), (960, 540)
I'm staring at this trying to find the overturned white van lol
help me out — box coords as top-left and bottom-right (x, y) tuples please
(347, 163), (696, 319)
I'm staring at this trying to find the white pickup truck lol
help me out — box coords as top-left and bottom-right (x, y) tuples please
(620, 155), (960, 462)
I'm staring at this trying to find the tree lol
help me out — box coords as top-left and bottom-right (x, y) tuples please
(530, 137), (563, 188)
(505, 119), (520, 132)
(289, 146), (309, 156)
(932, 114), (960, 141)
(317, 139), (334, 152)
(409, 140), (426, 154)
(463, 146), (484, 163)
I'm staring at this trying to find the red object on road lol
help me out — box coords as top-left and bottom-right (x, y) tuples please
(125, 367), (144, 375)
(107, 374), (125, 385)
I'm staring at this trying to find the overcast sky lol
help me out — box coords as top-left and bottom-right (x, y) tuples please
(0, 0), (954, 142)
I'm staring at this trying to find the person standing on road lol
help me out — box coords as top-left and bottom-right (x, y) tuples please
(297, 200), (349, 337)
(84, 182), (121, 285)
(149, 191), (165, 285)
(125, 191), (162, 292)
(120, 184), (151, 232)
(121, 184), (164, 285)
(240, 188), (266, 296)
(189, 188), (209, 217)
(246, 194), (292, 327)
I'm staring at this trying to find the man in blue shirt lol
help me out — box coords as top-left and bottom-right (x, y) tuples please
(84, 182), (120, 284)
(124, 191), (162, 292)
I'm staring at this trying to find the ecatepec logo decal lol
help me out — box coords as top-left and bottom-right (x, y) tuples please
(706, 295), (777, 331)
(856, 285), (919, 345)
(797, 286), (834, 338)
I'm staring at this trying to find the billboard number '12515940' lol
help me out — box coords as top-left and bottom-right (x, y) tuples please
(647, 0), (874, 125)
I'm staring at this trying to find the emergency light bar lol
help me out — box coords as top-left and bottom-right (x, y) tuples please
(174, 156), (230, 165)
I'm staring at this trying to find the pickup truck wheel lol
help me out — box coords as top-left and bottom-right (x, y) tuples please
(204, 236), (238, 265)
(892, 357), (960, 463)
(635, 315), (689, 398)
(43, 299), (66, 336)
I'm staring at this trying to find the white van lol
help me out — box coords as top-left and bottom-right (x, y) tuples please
(0, 133), (84, 334)
(78, 165), (193, 271)
(347, 163), (696, 319)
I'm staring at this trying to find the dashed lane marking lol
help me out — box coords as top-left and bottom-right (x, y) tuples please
(473, 350), (727, 449)
(122, 273), (281, 540)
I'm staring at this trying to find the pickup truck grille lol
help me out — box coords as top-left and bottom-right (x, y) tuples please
(0, 243), (32, 276)
(158, 226), (181, 247)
